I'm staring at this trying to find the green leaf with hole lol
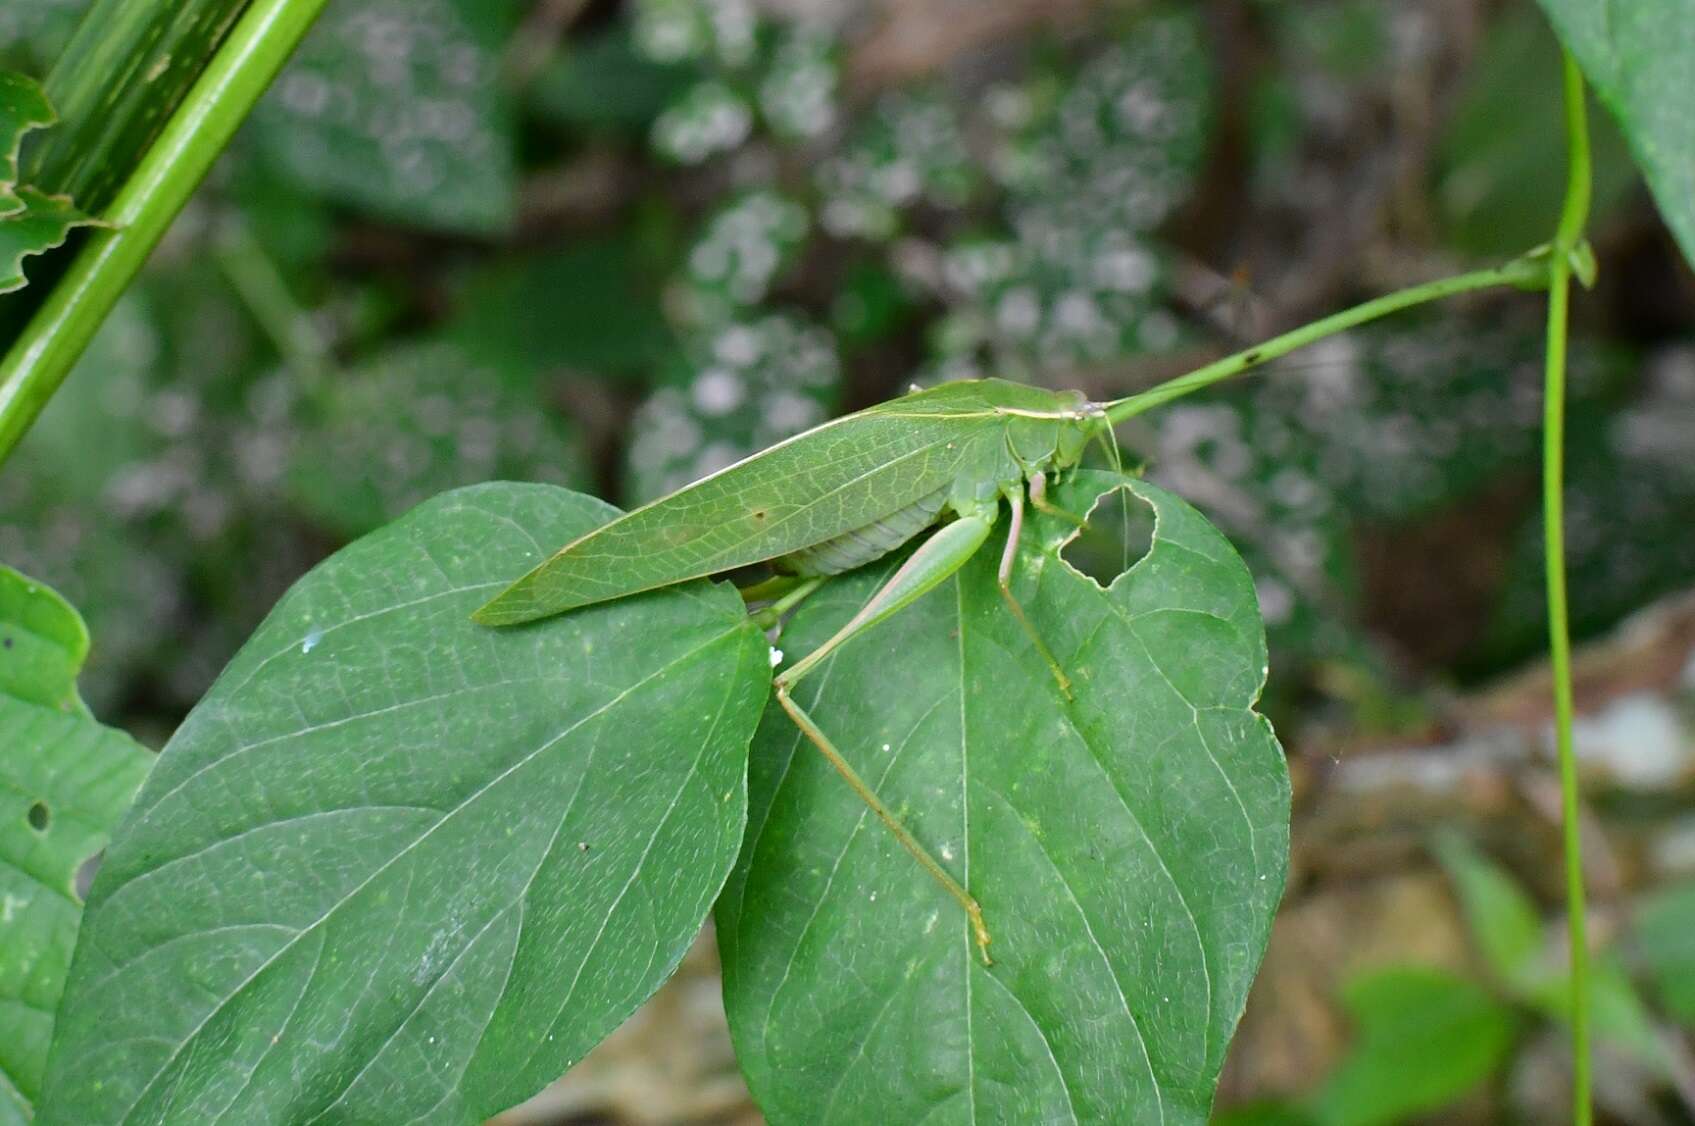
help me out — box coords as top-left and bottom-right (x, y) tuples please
(1533, 0), (1695, 269)
(1311, 967), (1517, 1126)
(718, 471), (1289, 1123)
(39, 483), (770, 1125)
(1, 566), (152, 1123)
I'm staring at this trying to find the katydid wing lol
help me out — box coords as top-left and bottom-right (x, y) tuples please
(472, 379), (1104, 625)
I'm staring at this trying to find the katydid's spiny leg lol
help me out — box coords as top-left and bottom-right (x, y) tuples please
(997, 485), (1074, 701)
(774, 511), (997, 962)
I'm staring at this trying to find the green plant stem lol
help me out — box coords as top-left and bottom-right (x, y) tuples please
(1102, 258), (1547, 425)
(1547, 45), (1593, 1126)
(0, 0), (332, 466)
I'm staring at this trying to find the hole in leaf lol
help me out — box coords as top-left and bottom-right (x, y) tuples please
(1060, 486), (1155, 589)
(27, 801), (50, 831)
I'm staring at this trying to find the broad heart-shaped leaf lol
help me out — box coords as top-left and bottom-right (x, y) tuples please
(1, 567), (152, 1123)
(39, 483), (770, 1126)
(718, 471), (1290, 1123)
(0, 187), (101, 294)
(1534, 0), (1695, 269)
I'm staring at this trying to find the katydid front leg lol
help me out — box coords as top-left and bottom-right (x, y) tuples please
(997, 483), (1074, 700)
(775, 511), (997, 963)
(1027, 469), (1089, 528)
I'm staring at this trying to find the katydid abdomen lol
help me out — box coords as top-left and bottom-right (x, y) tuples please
(777, 486), (949, 576)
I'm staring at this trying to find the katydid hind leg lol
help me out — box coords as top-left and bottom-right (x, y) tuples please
(998, 485), (1075, 701)
(773, 682), (993, 963)
(779, 512), (994, 686)
(773, 512), (998, 961)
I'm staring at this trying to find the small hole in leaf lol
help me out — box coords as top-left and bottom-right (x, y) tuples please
(2, 634), (12, 648)
(27, 801), (50, 831)
(1060, 486), (1155, 589)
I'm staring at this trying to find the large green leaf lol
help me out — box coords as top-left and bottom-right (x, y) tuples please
(39, 483), (770, 1125)
(718, 471), (1289, 1123)
(1534, 0), (1695, 269)
(0, 567), (152, 1123)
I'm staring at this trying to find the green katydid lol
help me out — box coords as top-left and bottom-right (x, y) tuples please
(470, 255), (1553, 958)
(474, 377), (1118, 962)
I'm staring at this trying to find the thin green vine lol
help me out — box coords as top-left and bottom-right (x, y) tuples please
(1547, 45), (1594, 1126)
(1101, 256), (1547, 425)
(0, 0), (333, 465)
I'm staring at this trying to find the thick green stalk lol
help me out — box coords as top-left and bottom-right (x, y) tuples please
(1547, 46), (1593, 1126)
(1102, 257), (1547, 424)
(0, 0), (332, 465)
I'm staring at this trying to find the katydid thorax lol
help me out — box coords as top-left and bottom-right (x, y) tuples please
(474, 378), (1117, 962)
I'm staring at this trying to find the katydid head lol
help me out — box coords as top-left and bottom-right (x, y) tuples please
(1053, 409), (1103, 471)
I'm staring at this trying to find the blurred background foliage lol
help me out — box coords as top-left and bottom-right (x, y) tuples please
(3, 0), (1695, 1121)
